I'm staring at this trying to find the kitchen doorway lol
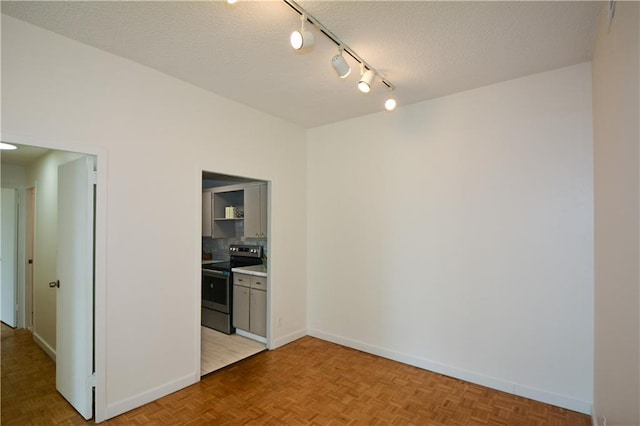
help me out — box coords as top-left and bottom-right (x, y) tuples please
(200, 170), (270, 376)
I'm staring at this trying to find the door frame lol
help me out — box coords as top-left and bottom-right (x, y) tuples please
(2, 132), (108, 422)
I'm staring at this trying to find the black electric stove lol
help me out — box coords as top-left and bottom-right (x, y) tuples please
(201, 245), (263, 334)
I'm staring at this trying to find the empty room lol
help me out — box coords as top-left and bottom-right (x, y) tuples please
(1, 1), (638, 425)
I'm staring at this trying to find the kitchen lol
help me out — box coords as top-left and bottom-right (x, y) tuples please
(200, 171), (269, 375)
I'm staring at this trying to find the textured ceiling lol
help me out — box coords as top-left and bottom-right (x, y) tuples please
(2, 1), (600, 128)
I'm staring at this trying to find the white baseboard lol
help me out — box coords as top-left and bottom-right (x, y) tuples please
(236, 328), (267, 344)
(104, 373), (196, 420)
(513, 383), (590, 414)
(103, 329), (304, 420)
(307, 328), (591, 415)
(33, 331), (56, 361)
(270, 328), (306, 349)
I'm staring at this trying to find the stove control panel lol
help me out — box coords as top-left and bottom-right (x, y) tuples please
(229, 245), (263, 258)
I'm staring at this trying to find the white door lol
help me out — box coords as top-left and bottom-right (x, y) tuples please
(1, 188), (18, 327)
(56, 156), (95, 420)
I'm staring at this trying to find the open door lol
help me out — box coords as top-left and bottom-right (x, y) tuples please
(56, 156), (95, 420)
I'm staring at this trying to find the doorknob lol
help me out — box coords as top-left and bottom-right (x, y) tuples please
(49, 280), (60, 288)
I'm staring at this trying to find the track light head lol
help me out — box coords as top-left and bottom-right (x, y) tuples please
(358, 69), (376, 93)
(291, 14), (315, 50)
(290, 30), (314, 50)
(384, 86), (397, 111)
(384, 97), (397, 111)
(331, 48), (351, 78)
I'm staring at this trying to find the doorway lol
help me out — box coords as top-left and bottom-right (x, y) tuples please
(200, 170), (270, 376)
(0, 141), (106, 421)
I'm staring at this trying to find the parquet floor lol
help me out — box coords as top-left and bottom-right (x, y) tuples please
(2, 323), (591, 425)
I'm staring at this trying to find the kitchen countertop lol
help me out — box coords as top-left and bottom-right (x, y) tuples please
(231, 264), (267, 277)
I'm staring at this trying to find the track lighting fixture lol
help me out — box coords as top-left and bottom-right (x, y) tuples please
(331, 47), (351, 79)
(281, 0), (397, 111)
(358, 68), (376, 94)
(290, 13), (315, 51)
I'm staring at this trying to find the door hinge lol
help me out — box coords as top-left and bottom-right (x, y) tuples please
(89, 372), (97, 388)
(92, 171), (97, 185)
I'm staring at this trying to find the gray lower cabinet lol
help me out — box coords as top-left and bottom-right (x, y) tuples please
(249, 288), (267, 337)
(233, 285), (250, 331)
(232, 273), (267, 337)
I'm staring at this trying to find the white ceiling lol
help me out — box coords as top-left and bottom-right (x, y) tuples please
(2, 1), (600, 128)
(1, 144), (51, 166)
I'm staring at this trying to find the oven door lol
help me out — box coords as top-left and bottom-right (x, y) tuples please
(202, 269), (230, 313)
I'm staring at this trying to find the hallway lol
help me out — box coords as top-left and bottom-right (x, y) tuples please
(1, 324), (84, 424)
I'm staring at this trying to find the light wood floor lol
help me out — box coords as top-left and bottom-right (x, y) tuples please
(2, 323), (590, 425)
(200, 326), (266, 375)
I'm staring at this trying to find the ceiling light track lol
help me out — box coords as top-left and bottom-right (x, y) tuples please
(282, 0), (395, 94)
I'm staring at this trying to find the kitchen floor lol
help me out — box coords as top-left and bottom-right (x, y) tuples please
(200, 326), (266, 376)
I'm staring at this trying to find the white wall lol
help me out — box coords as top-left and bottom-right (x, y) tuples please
(1, 163), (26, 186)
(592, 2), (640, 425)
(2, 15), (307, 421)
(307, 63), (594, 413)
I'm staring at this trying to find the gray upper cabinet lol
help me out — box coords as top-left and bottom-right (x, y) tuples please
(203, 182), (267, 239)
(244, 184), (267, 239)
(212, 189), (243, 238)
(202, 190), (213, 238)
